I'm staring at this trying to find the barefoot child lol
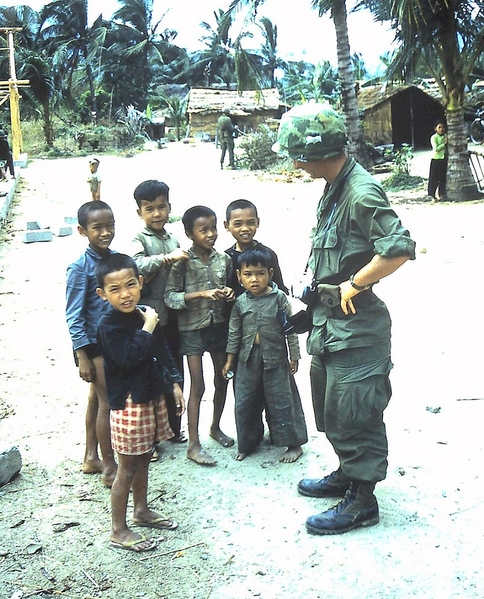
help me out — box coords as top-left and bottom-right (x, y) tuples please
(66, 201), (117, 487)
(131, 180), (189, 446)
(164, 206), (235, 466)
(96, 253), (186, 552)
(87, 156), (101, 201)
(222, 248), (307, 463)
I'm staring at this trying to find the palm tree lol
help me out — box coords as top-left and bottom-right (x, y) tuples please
(110, 0), (178, 105)
(17, 53), (58, 146)
(257, 16), (285, 87)
(363, 0), (484, 201)
(226, 0), (372, 166)
(39, 0), (106, 117)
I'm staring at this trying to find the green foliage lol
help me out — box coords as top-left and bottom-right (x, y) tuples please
(393, 143), (413, 175)
(238, 124), (281, 170)
(382, 144), (424, 190)
(381, 172), (424, 191)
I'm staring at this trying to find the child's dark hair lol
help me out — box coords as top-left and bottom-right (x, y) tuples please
(77, 201), (113, 228)
(237, 248), (272, 271)
(96, 253), (139, 289)
(435, 120), (446, 128)
(225, 199), (258, 222)
(133, 180), (170, 208)
(182, 205), (216, 233)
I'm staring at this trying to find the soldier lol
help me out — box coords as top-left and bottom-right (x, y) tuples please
(217, 107), (236, 169)
(273, 103), (416, 535)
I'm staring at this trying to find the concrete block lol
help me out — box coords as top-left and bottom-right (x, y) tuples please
(26, 221), (41, 230)
(64, 216), (78, 225)
(53, 225), (73, 237)
(23, 229), (53, 243)
(0, 444), (22, 486)
(36, 218), (51, 230)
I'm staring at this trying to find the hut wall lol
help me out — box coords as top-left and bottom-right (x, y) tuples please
(362, 102), (393, 146)
(189, 109), (280, 140)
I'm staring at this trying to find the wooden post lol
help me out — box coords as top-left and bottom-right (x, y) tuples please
(7, 30), (23, 160)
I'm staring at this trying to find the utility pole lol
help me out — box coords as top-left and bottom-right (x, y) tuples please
(0, 28), (29, 161)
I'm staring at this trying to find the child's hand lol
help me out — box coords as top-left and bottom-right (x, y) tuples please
(222, 286), (235, 302)
(202, 288), (226, 301)
(289, 360), (298, 375)
(139, 305), (159, 333)
(172, 383), (186, 416)
(77, 354), (96, 383)
(221, 361), (232, 378)
(165, 249), (189, 265)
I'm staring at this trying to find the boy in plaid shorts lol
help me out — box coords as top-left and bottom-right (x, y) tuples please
(96, 253), (186, 552)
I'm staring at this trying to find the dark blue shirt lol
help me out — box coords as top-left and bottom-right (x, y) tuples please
(66, 247), (114, 351)
(97, 307), (183, 410)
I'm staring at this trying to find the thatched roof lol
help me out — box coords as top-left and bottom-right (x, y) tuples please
(187, 88), (280, 116)
(357, 83), (442, 111)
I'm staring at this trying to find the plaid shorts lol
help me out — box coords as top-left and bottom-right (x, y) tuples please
(110, 394), (173, 456)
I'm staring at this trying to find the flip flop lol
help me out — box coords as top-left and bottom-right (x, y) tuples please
(133, 517), (178, 531)
(150, 448), (159, 462)
(109, 537), (156, 553)
(168, 432), (188, 444)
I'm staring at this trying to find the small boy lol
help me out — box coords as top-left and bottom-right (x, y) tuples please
(164, 205), (235, 466)
(224, 199), (289, 297)
(87, 156), (101, 201)
(65, 200), (117, 487)
(131, 180), (189, 444)
(222, 248), (307, 462)
(96, 253), (186, 552)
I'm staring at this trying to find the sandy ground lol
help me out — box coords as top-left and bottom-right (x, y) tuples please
(1, 142), (484, 599)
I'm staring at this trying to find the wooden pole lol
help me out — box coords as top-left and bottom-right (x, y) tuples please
(7, 30), (22, 160)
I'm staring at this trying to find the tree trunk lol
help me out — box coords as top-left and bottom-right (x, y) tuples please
(331, 0), (372, 169)
(42, 100), (53, 147)
(86, 61), (98, 122)
(446, 109), (481, 202)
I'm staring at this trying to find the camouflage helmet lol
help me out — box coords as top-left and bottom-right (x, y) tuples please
(272, 103), (347, 161)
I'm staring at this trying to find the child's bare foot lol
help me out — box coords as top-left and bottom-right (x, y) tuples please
(209, 427), (234, 448)
(278, 446), (303, 463)
(82, 458), (103, 474)
(101, 467), (117, 488)
(233, 451), (247, 461)
(187, 444), (217, 466)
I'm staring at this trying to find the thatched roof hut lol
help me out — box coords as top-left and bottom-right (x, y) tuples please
(357, 84), (444, 149)
(187, 88), (282, 140)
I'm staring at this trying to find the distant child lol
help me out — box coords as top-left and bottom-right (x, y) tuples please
(131, 180), (189, 445)
(88, 156), (101, 201)
(428, 121), (448, 202)
(96, 253), (186, 553)
(222, 248), (307, 462)
(164, 206), (235, 466)
(65, 200), (117, 487)
(224, 199), (288, 297)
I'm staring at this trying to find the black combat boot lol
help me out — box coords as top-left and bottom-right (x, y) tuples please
(305, 481), (379, 535)
(297, 468), (351, 498)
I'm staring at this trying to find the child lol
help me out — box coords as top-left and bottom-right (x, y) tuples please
(164, 206), (235, 466)
(222, 248), (307, 462)
(96, 253), (186, 552)
(87, 156), (101, 201)
(131, 180), (189, 445)
(224, 199), (288, 296)
(428, 121), (448, 202)
(65, 201), (117, 487)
